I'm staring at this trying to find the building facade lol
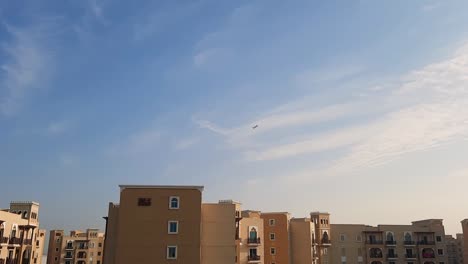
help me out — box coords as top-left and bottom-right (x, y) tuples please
(261, 212), (291, 264)
(330, 219), (449, 264)
(46, 229), (104, 264)
(0, 201), (46, 264)
(446, 234), (463, 264)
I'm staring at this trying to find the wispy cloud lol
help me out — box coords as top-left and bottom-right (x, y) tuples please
(174, 137), (199, 151)
(107, 126), (162, 156)
(47, 121), (71, 135)
(197, 41), (468, 175)
(422, 2), (441, 12)
(0, 23), (53, 116)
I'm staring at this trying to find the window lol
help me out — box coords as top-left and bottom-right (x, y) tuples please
(356, 235), (362, 242)
(137, 198), (151, 206)
(269, 219), (276, 226)
(65, 261), (71, 264)
(168, 221), (179, 234)
(340, 234), (346, 241)
(98, 252), (101, 256)
(270, 233), (275, 241)
(169, 196), (179, 209)
(98, 242), (102, 247)
(436, 236), (442, 242)
(167, 246), (177, 259)
(438, 249), (444, 255)
(270, 247), (276, 255)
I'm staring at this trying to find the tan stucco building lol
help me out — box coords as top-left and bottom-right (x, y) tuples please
(0, 201), (46, 264)
(330, 219), (449, 264)
(46, 229), (104, 264)
(103, 185), (332, 264)
(261, 212), (291, 264)
(445, 234), (463, 264)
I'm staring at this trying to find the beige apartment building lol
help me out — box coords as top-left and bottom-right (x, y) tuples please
(46, 229), (104, 264)
(445, 234), (463, 264)
(103, 185), (333, 264)
(261, 212), (291, 264)
(330, 219), (449, 264)
(104, 185), (268, 264)
(0, 201), (46, 264)
(461, 219), (468, 264)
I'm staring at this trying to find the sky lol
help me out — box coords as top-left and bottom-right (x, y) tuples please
(1, 0), (468, 238)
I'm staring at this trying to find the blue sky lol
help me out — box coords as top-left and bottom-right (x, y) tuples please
(1, 0), (468, 236)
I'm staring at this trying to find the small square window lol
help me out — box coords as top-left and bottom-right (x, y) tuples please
(168, 221), (179, 234)
(356, 235), (362, 242)
(269, 219), (276, 226)
(270, 247), (276, 255)
(98, 252), (101, 256)
(270, 233), (275, 240)
(436, 236), (442, 242)
(167, 246), (177, 259)
(438, 249), (444, 255)
(138, 198), (151, 206)
(340, 234), (346, 241)
(169, 196), (179, 209)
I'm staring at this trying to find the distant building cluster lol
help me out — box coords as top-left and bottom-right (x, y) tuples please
(2, 185), (468, 264)
(101, 185), (468, 264)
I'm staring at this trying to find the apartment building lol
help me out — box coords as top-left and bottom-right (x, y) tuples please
(261, 212), (291, 264)
(462, 219), (468, 264)
(0, 201), (46, 264)
(446, 234), (463, 264)
(330, 219), (449, 264)
(104, 185), (269, 264)
(46, 229), (104, 264)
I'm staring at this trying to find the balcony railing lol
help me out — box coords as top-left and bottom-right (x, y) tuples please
(9, 237), (21, 245)
(23, 239), (32, 245)
(64, 255), (73, 259)
(321, 239), (331, 245)
(386, 253), (398, 259)
(366, 240), (383, 245)
(418, 241), (436, 245)
(247, 238), (261, 244)
(248, 255), (261, 261)
(404, 240), (415, 246)
(422, 253), (435, 258)
(5, 259), (16, 264)
(370, 254), (383, 258)
(385, 240), (397, 245)
(405, 253), (417, 259)
(0, 237), (8, 244)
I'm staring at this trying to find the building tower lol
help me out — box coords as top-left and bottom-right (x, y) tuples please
(461, 219), (468, 264)
(310, 212), (331, 264)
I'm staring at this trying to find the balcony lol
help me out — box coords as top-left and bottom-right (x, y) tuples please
(23, 239), (32, 245)
(247, 238), (261, 245)
(0, 237), (8, 244)
(321, 238), (332, 246)
(405, 253), (417, 259)
(366, 240), (383, 245)
(247, 255), (261, 263)
(403, 241), (416, 246)
(418, 241), (436, 245)
(386, 253), (398, 259)
(64, 255), (73, 259)
(9, 237), (21, 245)
(385, 240), (397, 246)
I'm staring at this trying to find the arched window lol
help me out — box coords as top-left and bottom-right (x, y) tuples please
(386, 232), (394, 242)
(322, 231), (330, 243)
(169, 197), (179, 209)
(370, 248), (383, 258)
(11, 224), (18, 238)
(22, 211), (28, 218)
(404, 232), (412, 242)
(0, 222), (5, 238)
(249, 227), (258, 239)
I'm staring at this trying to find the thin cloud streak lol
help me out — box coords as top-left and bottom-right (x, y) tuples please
(0, 23), (53, 116)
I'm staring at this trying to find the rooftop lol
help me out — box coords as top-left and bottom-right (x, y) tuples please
(119, 185), (204, 191)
